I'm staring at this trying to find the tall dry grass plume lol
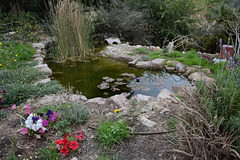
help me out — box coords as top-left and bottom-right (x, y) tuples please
(49, 0), (92, 61)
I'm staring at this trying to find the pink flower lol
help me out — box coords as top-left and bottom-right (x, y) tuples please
(22, 128), (28, 135)
(26, 110), (31, 115)
(24, 104), (31, 110)
(11, 104), (16, 109)
(53, 111), (59, 116)
(42, 119), (49, 127)
(39, 128), (45, 133)
(50, 114), (56, 122)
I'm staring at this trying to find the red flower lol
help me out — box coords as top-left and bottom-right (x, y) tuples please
(79, 131), (85, 138)
(60, 146), (69, 155)
(64, 133), (69, 138)
(62, 138), (70, 147)
(69, 141), (79, 151)
(75, 135), (83, 140)
(55, 139), (63, 145)
(2, 90), (6, 94)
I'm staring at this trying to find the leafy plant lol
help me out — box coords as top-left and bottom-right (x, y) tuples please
(38, 142), (60, 160)
(54, 102), (90, 130)
(1, 12), (43, 42)
(138, 55), (151, 61)
(167, 117), (178, 130)
(167, 51), (183, 58)
(0, 110), (7, 120)
(134, 48), (149, 54)
(96, 119), (131, 148)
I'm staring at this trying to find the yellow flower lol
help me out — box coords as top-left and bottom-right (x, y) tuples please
(114, 109), (120, 113)
(14, 60), (16, 62)
(68, 105), (70, 108)
(15, 54), (18, 57)
(0, 64), (2, 67)
(0, 42), (2, 45)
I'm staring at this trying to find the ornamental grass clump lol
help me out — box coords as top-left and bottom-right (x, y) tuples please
(49, 0), (93, 61)
(175, 63), (240, 159)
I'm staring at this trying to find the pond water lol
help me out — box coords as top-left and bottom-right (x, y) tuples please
(47, 56), (190, 98)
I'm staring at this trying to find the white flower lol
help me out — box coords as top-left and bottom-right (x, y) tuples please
(41, 126), (48, 131)
(36, 119), (43, 130)
(31, 124), (37, 131)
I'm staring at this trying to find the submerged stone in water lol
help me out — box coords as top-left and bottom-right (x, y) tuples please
(141, 87), (151, 91)
(116, 78), (123, 82)
(106, 78), (115, 83)
(98, 82), (110, 89)
(121, 73), (136, 78)
(103, 76), (110, 80)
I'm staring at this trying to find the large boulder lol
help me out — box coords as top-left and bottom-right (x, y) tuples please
(132, 94), (152, 102)
(32, 42), (45, 49)
(151, 58), (165, 70)
(135, 61), (152, 69)
(109, 94), (129, 109)
(188, 72), (214, 83)
(34, 64), (52, 76)
(157, 88), (173, 99)
(176, 63), (186, 73)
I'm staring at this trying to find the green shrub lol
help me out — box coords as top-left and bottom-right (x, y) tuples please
(94, 2), (152, 45)
(38, 142), (59, 160)
(54, 102), (90, 130)
(3, 81), (62, 105)
(0, 41), (37, 70)
(0, 110), (6, 120)
(141, 0), (196, 45)
(1, 12), (43, 42)
(134, 48), (149, 54)
(167, 51), (183, 58)
(96, 119), (131, 148)
(148, 51), (165, 59)
(139, 55), (151, 61)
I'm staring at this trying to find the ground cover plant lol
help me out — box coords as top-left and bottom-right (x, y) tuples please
(96, 119), (132, 148)
(1, 12), (43, 42)
(0, 41), (62, 105)
(0, 41), (36, 69)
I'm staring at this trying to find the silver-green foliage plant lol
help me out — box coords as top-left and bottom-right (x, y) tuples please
(50, 0), (93, 61)
(139, 55), (151, 61)
(96, 119), (131, 148)
(54, 102), (90, 131)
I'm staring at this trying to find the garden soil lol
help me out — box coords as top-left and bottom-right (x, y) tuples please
(0, 95), (182, 160)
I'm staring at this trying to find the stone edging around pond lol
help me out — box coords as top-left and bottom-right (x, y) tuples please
(103, 44), (215, 84)
(31, 39), (53, 85)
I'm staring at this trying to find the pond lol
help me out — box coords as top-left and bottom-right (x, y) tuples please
(47, 56), (190, 98)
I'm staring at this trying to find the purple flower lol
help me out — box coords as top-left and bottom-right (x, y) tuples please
(136, 77), (140, 82)
(50, 114), (56, 122)
(32, 117), (39, 124)
(220, 38), (222, 46)
(42, 119), (49, 127)
(237, 79), (239, 84)
(198, 51), (202, 60)
(53, 111), (59, 116)
(46, 110), (53, 119)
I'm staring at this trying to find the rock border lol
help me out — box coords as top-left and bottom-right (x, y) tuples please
(103, 43), (215, 84)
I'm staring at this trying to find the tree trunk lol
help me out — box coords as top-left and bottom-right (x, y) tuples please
(9, 0), (24, 17)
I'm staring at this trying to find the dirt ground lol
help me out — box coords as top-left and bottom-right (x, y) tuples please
(0, 94), (182, 160)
